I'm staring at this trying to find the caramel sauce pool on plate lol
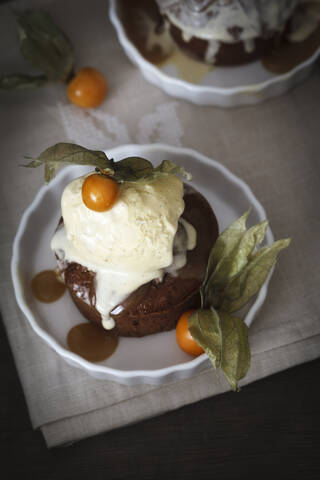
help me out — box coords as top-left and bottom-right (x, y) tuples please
(32, 270), (118, 362)
(67, 323), (119, 362)
(31, 270), (66, 303)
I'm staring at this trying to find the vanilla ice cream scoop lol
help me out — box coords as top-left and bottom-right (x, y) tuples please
(58, 173), (184, 272)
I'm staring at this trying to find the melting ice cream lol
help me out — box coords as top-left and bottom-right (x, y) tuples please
(51, 173), (196, 329)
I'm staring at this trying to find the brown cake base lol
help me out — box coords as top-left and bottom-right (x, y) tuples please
(59, 186), (219, 337)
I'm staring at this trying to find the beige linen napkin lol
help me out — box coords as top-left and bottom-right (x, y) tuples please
(1, 0), (320, 447)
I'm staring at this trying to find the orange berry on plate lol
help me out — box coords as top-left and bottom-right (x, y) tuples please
(176, 310), (204, 357)
(82, 174), (118, 212)
(67, 67), (107, 108)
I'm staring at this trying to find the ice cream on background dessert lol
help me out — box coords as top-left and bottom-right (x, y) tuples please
(154, 0), (320, 65)
(51, 173), (198, 331)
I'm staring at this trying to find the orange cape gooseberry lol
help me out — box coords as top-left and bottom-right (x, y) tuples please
(176, 310), (204, 357)
(82, 174), (119, 212)
(67, 67), (107, 108)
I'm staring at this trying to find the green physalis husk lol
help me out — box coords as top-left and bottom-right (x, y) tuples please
(189, 211), (290, 391)
(188, 308), (250, 392)
(0, 10), (74, 90)
(23, 143), (192, 184)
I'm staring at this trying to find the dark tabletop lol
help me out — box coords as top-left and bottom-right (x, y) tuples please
(1, 315), (319, 480)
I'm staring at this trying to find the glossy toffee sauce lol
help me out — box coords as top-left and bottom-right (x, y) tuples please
(31, 270), (66, 303)
(159, 47), (212, 84)
(31, 270), (118, 362)
(67, 323), (118, 363)
(119, 0), (320, 79)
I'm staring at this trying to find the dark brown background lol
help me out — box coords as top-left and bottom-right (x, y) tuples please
(2, 314), (320, 480)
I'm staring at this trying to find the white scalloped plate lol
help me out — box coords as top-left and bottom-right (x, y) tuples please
(11, 144), (273, 385)
(109, 0), (320, 107)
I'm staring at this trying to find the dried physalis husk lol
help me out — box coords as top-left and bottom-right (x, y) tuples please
(190, 212), (290, 390)
(23, 142), (191, 184)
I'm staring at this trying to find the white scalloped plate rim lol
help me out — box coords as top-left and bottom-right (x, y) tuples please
(11, 144), (274, 385)
(109, 0), (320, 107)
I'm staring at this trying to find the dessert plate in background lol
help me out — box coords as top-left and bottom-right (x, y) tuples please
(109, 0), (320, 107)
(11, 144), (273, 385)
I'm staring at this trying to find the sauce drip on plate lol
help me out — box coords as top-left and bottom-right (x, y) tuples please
(67, 323), (119, 362)
(31, 270), (66, 303)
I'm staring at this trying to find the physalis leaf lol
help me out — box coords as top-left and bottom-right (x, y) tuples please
(188, 308), (221, 369)
(201, 211), (250, 306)
(155, 160), (192, 181)
(113, 157), (154, 182)
(188, 308), (250, 391)
(202, 219), (268, 307)
(0, 74), (47, 90)
(23, 143), (191, 185)
(23, 143), (112, 183)
(220, 238), (291, 313)
(220, 312), (250, 391)
(16, 10), (74, 82)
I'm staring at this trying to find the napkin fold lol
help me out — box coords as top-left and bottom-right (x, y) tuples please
(1, 0), (320, 448)
(40, 336), (320, 446)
